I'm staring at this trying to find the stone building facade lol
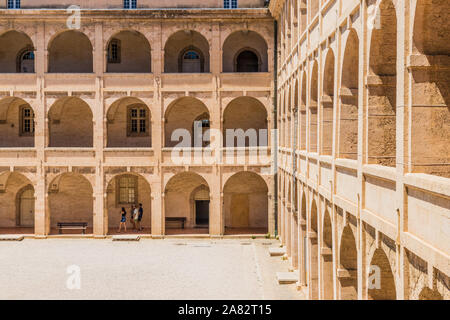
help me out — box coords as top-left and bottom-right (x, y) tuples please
(0, 1), (275, 237)
(270, 0), (449, 300)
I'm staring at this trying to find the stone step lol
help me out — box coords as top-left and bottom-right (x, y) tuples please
(0, 235), (24, 241)
(269, 247), (286, 256)
(112, 235), (140, 241)
(276, 271), (299, 284)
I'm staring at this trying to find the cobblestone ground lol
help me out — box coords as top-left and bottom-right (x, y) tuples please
(0, 238), (304, 300)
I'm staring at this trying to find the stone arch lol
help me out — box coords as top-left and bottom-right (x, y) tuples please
(48, 30), (93, 73)
(338, 224), (358, 299)
(222, 30), (268, 72)
(106, 173), (151, 233)
(300, 71), (307, 150)
(48, 173), (93, 234)
(164, 97), (210, 148)
(0, 97), (35, 147)
(164, 172), (210, 233)
(338, 29), (359, 160)
(367, 0), (397, 167)
(367, 247), (397, 300)
(322, 49), (335, 156)
(0, 172), (35, 233)
(310, 61), (319, 152)
(223, 171), (268, 233)
(223, 96), (268, 147)
(410, 0), (450, 177)
(164, 30), (210, 73)
(321, 209), (334, 299)
(48, 97), (93, 147)
(0, 30), (34, 73)
(106, 30), (151, 73)
(299, 190), (307, 284)
(106, 97), (151, 148)
(309, 198), (319, 299)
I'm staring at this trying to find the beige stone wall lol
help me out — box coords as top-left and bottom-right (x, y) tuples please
(271, 0), (449, 300)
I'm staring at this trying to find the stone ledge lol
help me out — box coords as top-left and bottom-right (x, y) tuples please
(0, 235), (24, 241)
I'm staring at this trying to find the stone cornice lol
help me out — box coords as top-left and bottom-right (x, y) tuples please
(268, 0), (286, 20)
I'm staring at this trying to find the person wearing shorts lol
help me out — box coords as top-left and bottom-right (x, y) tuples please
(118, 207), (127, 233)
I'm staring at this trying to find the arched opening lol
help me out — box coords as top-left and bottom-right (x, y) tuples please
(410, 0), (450, 177)
(223, 97), (268, 147)
(106, 173), (151, 235)
(322, 50), (335, 156)
(48, 173), (93, 234)
(338, 224), (358, 299)
(321, 210), (333, 299)
(222, 30), (268, 72)
(48, 97), (93, 147)
(300, 72), (307, 150)
(309, 199), (319, 299)
(310, 62), (319, 152)
(419, 287), (443, 300)
(368, 0), (397, 167)
(0, 31), (34, 73)
(286, 85), (292, 148)
(106, 97), (151, 148)
(164, 172), (210, 235)
(164, 30), (209, 73)
(0, 97), (34, 147)
(0, 172), (34, 234)
(300, 0), (307, 34)
(294, 78), (300, 151)
(299, 191), (307, 285)
(368, 248), (396, 300)
(339, 30), (359, 160)
(48, 30), (93, 73)
(106, 30), (151, 73)
(223, 171), (268, 235)
(164, 97), (209, 148)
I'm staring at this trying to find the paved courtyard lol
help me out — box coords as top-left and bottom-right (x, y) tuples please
(0, 238), (304, 300)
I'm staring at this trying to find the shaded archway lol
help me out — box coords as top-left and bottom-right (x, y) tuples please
(419, 287), (443, 300)
(48, 30), (93, 73)
(299, 191), (307, 285)
(0, 31), (34, 73)
(48, 173), (93, 234)
(223, 171), (268, 234)
(106, 173), (151, 234)
(164, 30), (209, 73)
(339, 30), (359, 160)
(300, 72), (307, 150)
(309, 199), (319, 299)
(368, 0), (397, 167)
(0, 172), (34, 234)
(164, 172), (210, 234)
(106, 97), (151, 148)
(368, 248), (396, 300)
(48, 97), (93, 147)
(106, 30), (151, 73)
(322, 50), (335, 156)
(164, 97), (209, 148)
(321, 209), (333, 299)
(0, 97), (34, 147)
(222, 30), (268, 72)
(338, 224), (358, 299)
(309, 61), (318, 152)
(410, 0), (450, 177)
(223, 97), (268, 147)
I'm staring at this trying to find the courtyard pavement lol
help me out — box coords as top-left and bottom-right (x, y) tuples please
(0, 238), (304, 300)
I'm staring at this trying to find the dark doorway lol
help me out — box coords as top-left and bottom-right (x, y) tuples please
(195, 200), (209, 226)
(236, 50), (259, 72)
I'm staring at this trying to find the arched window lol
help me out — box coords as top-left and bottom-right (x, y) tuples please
(181, 50), (202, 73)
(236, 50), (259, 72)
(20, 105), (34, 136)
(17, 49), (35, 73)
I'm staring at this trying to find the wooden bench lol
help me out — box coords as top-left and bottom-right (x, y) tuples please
(165, 217), (187, 229)
(57, 222), (88, 234)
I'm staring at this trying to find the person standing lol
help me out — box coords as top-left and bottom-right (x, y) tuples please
(138, 203), (144, 231)
(130, 205), (137, 230)
(118, 207), (127, 233)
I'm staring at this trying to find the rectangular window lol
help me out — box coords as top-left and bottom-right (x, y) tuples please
(224, 0), (237, 8)
(124, 0), (137, 9)
(128, 106), (148, 136)
(118, 176), (137, 205)
(21, 107), (34, 136)
(108, 39), (121, 64)
(7, 0), (20, 9)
